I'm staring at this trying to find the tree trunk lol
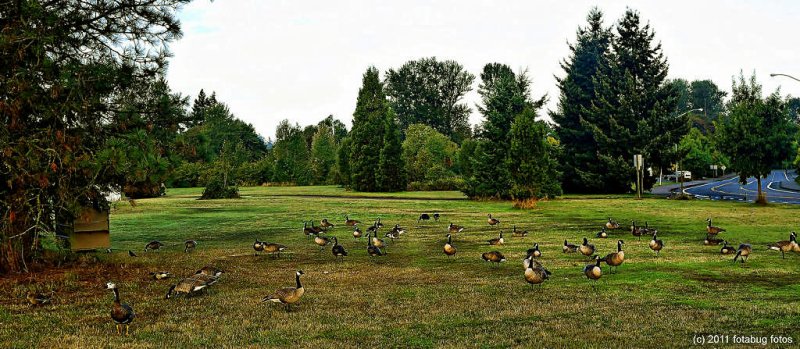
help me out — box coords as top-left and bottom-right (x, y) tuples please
(756, 177), (767, 204)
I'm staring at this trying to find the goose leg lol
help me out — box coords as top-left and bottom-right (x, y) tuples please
(126, 325), (130, 336)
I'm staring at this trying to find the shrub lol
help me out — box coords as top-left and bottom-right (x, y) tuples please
(200, 178), (239, 199)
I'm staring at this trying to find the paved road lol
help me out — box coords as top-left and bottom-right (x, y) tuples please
(684, 170), (800, 204)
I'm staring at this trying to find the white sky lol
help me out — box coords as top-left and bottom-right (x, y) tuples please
(166, 0), (800, 140)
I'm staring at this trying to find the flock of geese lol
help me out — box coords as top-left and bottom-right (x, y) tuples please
(24, 214), (800, 336)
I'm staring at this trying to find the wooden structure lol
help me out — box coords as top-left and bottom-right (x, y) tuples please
(70, 207), (110, 251)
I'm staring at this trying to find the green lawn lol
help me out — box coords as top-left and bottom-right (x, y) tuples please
(2, 186), (799, 348)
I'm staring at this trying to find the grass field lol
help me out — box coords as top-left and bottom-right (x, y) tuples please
(2, 186), (799, 348)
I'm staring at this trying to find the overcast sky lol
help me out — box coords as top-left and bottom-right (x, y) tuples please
(166, 0), (800, 140)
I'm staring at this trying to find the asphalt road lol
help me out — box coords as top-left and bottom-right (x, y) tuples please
(684, 170), (800, 204)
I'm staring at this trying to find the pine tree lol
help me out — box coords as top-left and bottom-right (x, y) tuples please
(583, 8), (681, 193)
(376, 111), (407, 191)
(349, 67), (389, 191)
(310, 124), (337, 184)
(551, 8), (612, 193)
(508, 108), (562, 199)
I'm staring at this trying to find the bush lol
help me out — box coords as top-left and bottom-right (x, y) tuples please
(200, 178), (239, 199)
(170, 161), (212, 188)
(407, 177), (465, 191)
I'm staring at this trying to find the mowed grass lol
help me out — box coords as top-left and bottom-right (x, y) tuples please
(2, 186), (800, 348)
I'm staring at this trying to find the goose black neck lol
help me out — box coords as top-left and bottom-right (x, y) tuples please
(618, 241), (623, 252)
(295, 273), (302, 289)
(112, 288), (120, 303)
(447, 235), (451, 244)
(595, 258), (601, 267)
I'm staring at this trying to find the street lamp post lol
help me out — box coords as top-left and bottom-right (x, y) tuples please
(770, 73), (800, 83)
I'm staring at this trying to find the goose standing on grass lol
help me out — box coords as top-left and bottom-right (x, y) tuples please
(184, 240), (197, 253)
(630, 221), (644, 241)
(481, 251), (506, 265)
(600, 240), (625, 273)
(704, 234), (724, 246)
(488, 231), (504, 246)
(448, 223), (465, 234)
(649, 232), (664, 256)
(562, 239), (578, 253)
(767, 232), (797, 259)
(345, 215), (361, 227)
(512, 225), (528, 237)
(606, 218), (621, 230)
(583, 256), (603, 287)
(523, 256), (551, 287)
(371, 231), (387, 251)
(144, 240), (164, 252)
(706, 218), (725, 235)
(105, 282), (134, 336)
(27, 291), (53, 306)
(733, 243), (752, 265)
(443, 234), (457, 257)
(418, 213), (431, 223)
(314, 233), (332, 252)
(331, 237), (347, 261)
(487, 214), (500, 226)
(366, 233), (384, 257)
(320, 218), (334, 231)
(384, 230), (399, 242)
(579, 237), (595, 257)
(352, 225), (363, 240)
(526, 243), (542, 259)
(720, 241), (736, 255)
(596, 227), (608, 238)
(303, 221), (317, 238)
(253, 240), (265, 256)
(263, 242), (288, 258)
(262, 270), (305, 312)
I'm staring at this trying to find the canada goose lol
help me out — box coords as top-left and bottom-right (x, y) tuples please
(367, 221), (380, 234)
(262, 270), (305, 312)
(303, 221), (317, 238)
(320, 218), (334, 230)
(150, 271), (172, 280)
(391, 224), (406, 236)
(418, 213), (431, 223)
(579, 237), (596, 257)
(165, 274), (216, 299)
(720, 241), (736, 255)
(310, 221), (324, 234)
(443, 234), (457, 257)
(26, 291), (53, 306)
(196, 265), (223, 278)
(487, 214), (500, 226)
(384, 230), (399, 241)
(704, 235), (724, 246)
(512, 225), (529, 237)
(314, 234), (332, 251)
(523, 256), (551, 286)
(128, 250), (137, 257)
(345, 215), (361, 226)
(366, 233), (385, 257)
(606, 218), (621, 230)
(562, 239), (578, 253)
(630, 221), (645, 241)
(105, 282), (134, 336)
(376, 218), (384, 229)
(448, 223), (465, 234)
(706, 218), (726, 235)
(184, 240), (197, 253)
(643, 222), (657, 235)
(526, 243), (541, 259)
(433, 213), (440, 221)
(253, 240), (265, 256)
(733, 243), (752, 264)
(331, 237), (348, 261)
(488, 231), (504, 246)
(600, 240), (625, 273)
(371, 232), (386, 250)
(481, 251), (506, 265)
(352, 225), (363, 240)
(144, 240), (164, 252)
(583, 256), (603, 286)
(649, 232), (664, 256)
(263, 242), (288, 258)
(767, 231), (797, 259)
(596, 227), (608, 238)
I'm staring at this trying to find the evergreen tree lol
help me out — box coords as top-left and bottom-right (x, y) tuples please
(310, 124), (337, 184)
(508, 108), (562, 199)
(271, 120), (311, 185)
(583, 8), (682, 193)
(377, 111), (407, 191)
(336, 137), (353, 187)
(550, 8), (612, 193)
(349, 67), (389, 191)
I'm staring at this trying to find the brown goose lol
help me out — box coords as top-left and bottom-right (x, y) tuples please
(262, 270), (305, 312)
(165, 274), (216, 299)
(144, 240), (164, 252)
(105, 282), (135, 336)
(481, 251), (506, 265)
(263, 242), (288, 258)
(606, 218), (621, 230)
(596, 227), (608, 238)
(733, 243), (752, 264)
(704, 234), (724, 246)
(448, 223), (465, 234)
(523, 256), (551, 286)
(487, 231), (504, 246)
(253, 239), (265, 255)
(583, 255), (603, 286)
(767, 231), (797, 259)
(196, 265), (223, 278)
(526, 243), (541, 259)
(302, 221), (318, 238)
(487, 214), (500, 226)
(443, 234), (457, 257)
(562, 239), (578, 253)
(184, 240), (198, 253)
(706, 218), (726, 235)
(320, 218), (334, 231)
(331, 237), (347, 261)
(600, 240), (625, 273)
(720, 240), (736, 255)
(630, 221), (645, 241)
(578, 237), (595, 257)
(314, 234), (332, 251)
(345, 215), (361, 227)
(27, 291), (53, 306)
(352, 225), (363, 240)
(512, 225), (529, 237)
(371, 231), (387, 250)
(366, 232), (384, 257)
(649, 232), (664, 256)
